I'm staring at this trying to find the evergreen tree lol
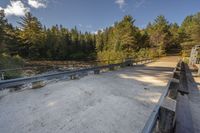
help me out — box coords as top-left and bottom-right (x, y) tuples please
(146, 15), (171, 54)
(1, 11), (200, 61)
(0, 10), (8, 53)
(181, 12), (200, 43)
(114, 16), (137, 55)
(18, 12), (44, 58)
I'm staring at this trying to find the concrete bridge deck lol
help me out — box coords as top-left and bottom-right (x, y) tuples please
(0, 56), (179, 133)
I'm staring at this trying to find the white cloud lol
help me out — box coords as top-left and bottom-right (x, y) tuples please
(135, 0), (146, 8)
(28, 0), (47, 8)
(78, 24), (83, 27)
(2, 1), (30, 16)
(91, 31), (98, 35)
(91, 28), (104, 35)
(115, 0), (126, 9)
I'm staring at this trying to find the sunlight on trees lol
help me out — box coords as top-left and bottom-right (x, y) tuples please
(0, 9), (200, 63)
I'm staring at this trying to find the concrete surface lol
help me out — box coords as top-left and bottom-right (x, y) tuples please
(0, 56), (179, 133)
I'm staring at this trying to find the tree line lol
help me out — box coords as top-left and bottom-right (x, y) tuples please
(0, 10), (200, 62)
(0, 12), (96, 60)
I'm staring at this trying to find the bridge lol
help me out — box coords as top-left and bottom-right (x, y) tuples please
(0, 56), (199, 133)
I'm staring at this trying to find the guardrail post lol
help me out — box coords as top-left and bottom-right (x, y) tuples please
(158, 97), (176, 133)
(176, 66), (181, 71)
(32, 81), (46, 89)
(70, 74), (79, 80)
(125, 60), (133, 66)
(109, 66), (115, 71)
(1, 72), (4, 80)
(167, 78), (179, 99)
(174, 71), (180, 79)
(120, 62), (126, 68)
(128, 60), (133, 66)
(94, 69), (100, 74)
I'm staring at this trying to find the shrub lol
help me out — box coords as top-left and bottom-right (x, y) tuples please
(136, 48), (159, 59)
(97, 48), (160, 65)
(0, 53), (24, 79)
(97, 50), (126, 64)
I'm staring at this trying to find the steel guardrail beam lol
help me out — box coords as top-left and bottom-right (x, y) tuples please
(0, 59), (152, 90)
(141, 78), (176, 133)
(142, 61), (181, 133)
(0, 62), (127, 89)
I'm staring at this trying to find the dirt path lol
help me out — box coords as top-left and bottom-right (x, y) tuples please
(0, 56), (179, 133)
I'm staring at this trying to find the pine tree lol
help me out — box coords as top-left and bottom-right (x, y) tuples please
(115, 16), (137, 55)
(18, 12), (44, 58)
(146, 15), (171, 54)
(0, 10), (8, 53)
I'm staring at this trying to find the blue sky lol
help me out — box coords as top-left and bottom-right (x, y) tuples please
(0, 0), (200, 33)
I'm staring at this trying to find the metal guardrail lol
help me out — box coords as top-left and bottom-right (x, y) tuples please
(0, 58), (153, 90)
(142, 60), (194, 133)
(142, 63), (180, 133)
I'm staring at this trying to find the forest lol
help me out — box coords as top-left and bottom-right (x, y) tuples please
(0, 10), (200, 66)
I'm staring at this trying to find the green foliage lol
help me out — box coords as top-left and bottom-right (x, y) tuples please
(97, 50), (126, 64)
(0, 53), (24, 79)
(181, 50), (188, 57)
(136, 49), (149, 59)
(96, 16), (142, 61)
(1, 9), (200, 63)
(146, 16), (171, 54)
(17, 15), (96, 60)
(114, 16), (138, 53)
(97, 48), (158, 65)
(135, 48), (159, 59)
(17, 13), (45, 58)
(181, 41), (198, 57)
(181, 12), (200, 58)
(96, 31), (104, 52)
(181, 13), (200, 42)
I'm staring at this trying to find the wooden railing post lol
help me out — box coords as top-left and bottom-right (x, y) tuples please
(158, 97), (176, 133)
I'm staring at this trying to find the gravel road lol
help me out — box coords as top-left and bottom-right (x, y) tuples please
(0, 56), (179, 133)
